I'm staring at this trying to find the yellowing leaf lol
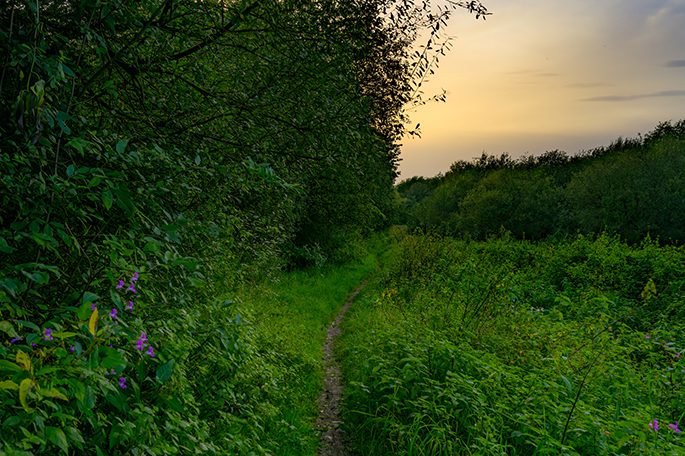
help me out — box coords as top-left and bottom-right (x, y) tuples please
(43, 387), (68, 401)
(16, 349), (31, 371)
(0, 380), (19, 390)
(89, 309), (98, 337)
(19, 378), (34, 412)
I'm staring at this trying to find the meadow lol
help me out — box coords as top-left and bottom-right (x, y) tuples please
(339, 232), (685, 455)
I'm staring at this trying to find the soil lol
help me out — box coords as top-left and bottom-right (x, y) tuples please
(315, 281), (368, 456)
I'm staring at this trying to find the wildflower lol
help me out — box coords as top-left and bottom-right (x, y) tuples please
(136, 332), (148, 350)
(650, 420), (659, 431)
(126, 283), (137, 293)
(146, 346), (155, 357)
(116, 280), (125, 290)
(131, 272), (139, 282)
(91, 302), (96, 311)
(668, 422), (681, 433)
(119, 377), (127, 388)
(70, 345), (75, 352)
(31, 343), (36, 347)
(646, 334), (650, 339)
(9, 337), (22, 344)
(110, 308), (117, 319)
(43, 329), (53, 341)
(126, 301), (133, 311)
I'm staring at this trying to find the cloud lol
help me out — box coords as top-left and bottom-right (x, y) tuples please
(665, 60), (685, 67)
(581, 90), (685, 102)
(567, 82), (612, 89)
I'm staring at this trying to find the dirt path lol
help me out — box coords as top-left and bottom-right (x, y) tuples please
(315, 281), (367, 456)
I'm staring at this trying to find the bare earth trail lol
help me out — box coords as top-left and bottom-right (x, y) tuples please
(315, 281), (368, 456)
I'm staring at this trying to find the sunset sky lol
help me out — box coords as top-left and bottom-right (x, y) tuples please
(397, 0), (685, 180)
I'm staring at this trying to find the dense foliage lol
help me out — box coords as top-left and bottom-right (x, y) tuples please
(397, 120), (685, 243)
(0, 0), (491, 454)
(340, 232), (685, 455)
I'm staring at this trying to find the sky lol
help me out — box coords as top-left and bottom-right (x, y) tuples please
(397, 0), (685, 180)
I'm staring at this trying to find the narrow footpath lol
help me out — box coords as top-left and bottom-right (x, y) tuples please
(315, 281), (368, 456)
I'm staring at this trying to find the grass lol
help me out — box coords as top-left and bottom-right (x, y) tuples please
(225, 236), (384, 455)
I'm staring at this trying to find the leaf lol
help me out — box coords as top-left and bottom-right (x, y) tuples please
(16, 349), (31, 371)
(0, 380), (19, 390)
(45, 387), (68, 401)
(19, 378), (33, 412)
(195, 155), (201, 165)
(77, 301), (92, 321)
(82, 291), (99, 304)
(156, 359), (175, 384)
(116, 139), (128, 154)
(46, 426), (69, 453)
(102, 189), (113, 210)
(100, 352), (126, 369)
(66, 165), (75, 176)
(560, 375), (573, 394)
(0, 360), (22, 373)
(89, 309), (98, 337)
(16, 319), (40, 331)
(0, 320), (18, 337)
(77, 386), (95, 411)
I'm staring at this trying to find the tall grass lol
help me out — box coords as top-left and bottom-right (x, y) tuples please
(339, 233), (685, 455)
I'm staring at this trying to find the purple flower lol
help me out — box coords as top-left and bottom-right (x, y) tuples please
(131, 272), (139, 282)
(9, 337), (22, 344)
(119, 377), (127, 388)
(645, 334), (650, 339)
(70, 345), (75, 352)
(110, 308), (117, 319)
(31, 343), (36, 347)
(125, 301), (133, 311)
(91, 302), (96, 311)
(116, 280), (125, 290)
(126, 284), (137, 293)
(136, 332), (148, 350)
(650, 420), (659, 431)
(146, 346), (155, 357)
(43, 329), (53, 341)
(669, 422), (681, 433)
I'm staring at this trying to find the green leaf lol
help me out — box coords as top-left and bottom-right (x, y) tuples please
(46, 426), (69, 453)
(0, 360), (22, 373)
(560, 375), (573, 394)
(195, 154), (201, 165)
(77, 386), (95, 411)
(156, 359), (175, 384)
(21, 270), (49, 284)
(102, 189), (113, 210)
(16, 319), (40, 331)
(66, 165), (75, 177)
(3, 416), (21, 427)
(116, 139), (128, 154)
(0, 320), (18, 337)
(64, 427), (85, 448)
(100, 353), (126, 369)
(77, 301), (92, 321)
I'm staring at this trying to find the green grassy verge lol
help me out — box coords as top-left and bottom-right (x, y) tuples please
(339, 233), (685, 455)
(223, 237), (384, 455)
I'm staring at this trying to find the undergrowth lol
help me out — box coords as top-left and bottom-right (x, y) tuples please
(339, 232), (685, 455)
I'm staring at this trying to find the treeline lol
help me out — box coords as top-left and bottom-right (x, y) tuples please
(397, 120), (685, 243)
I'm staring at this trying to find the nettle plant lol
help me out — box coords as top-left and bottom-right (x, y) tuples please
(0, 270), (176, 455)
